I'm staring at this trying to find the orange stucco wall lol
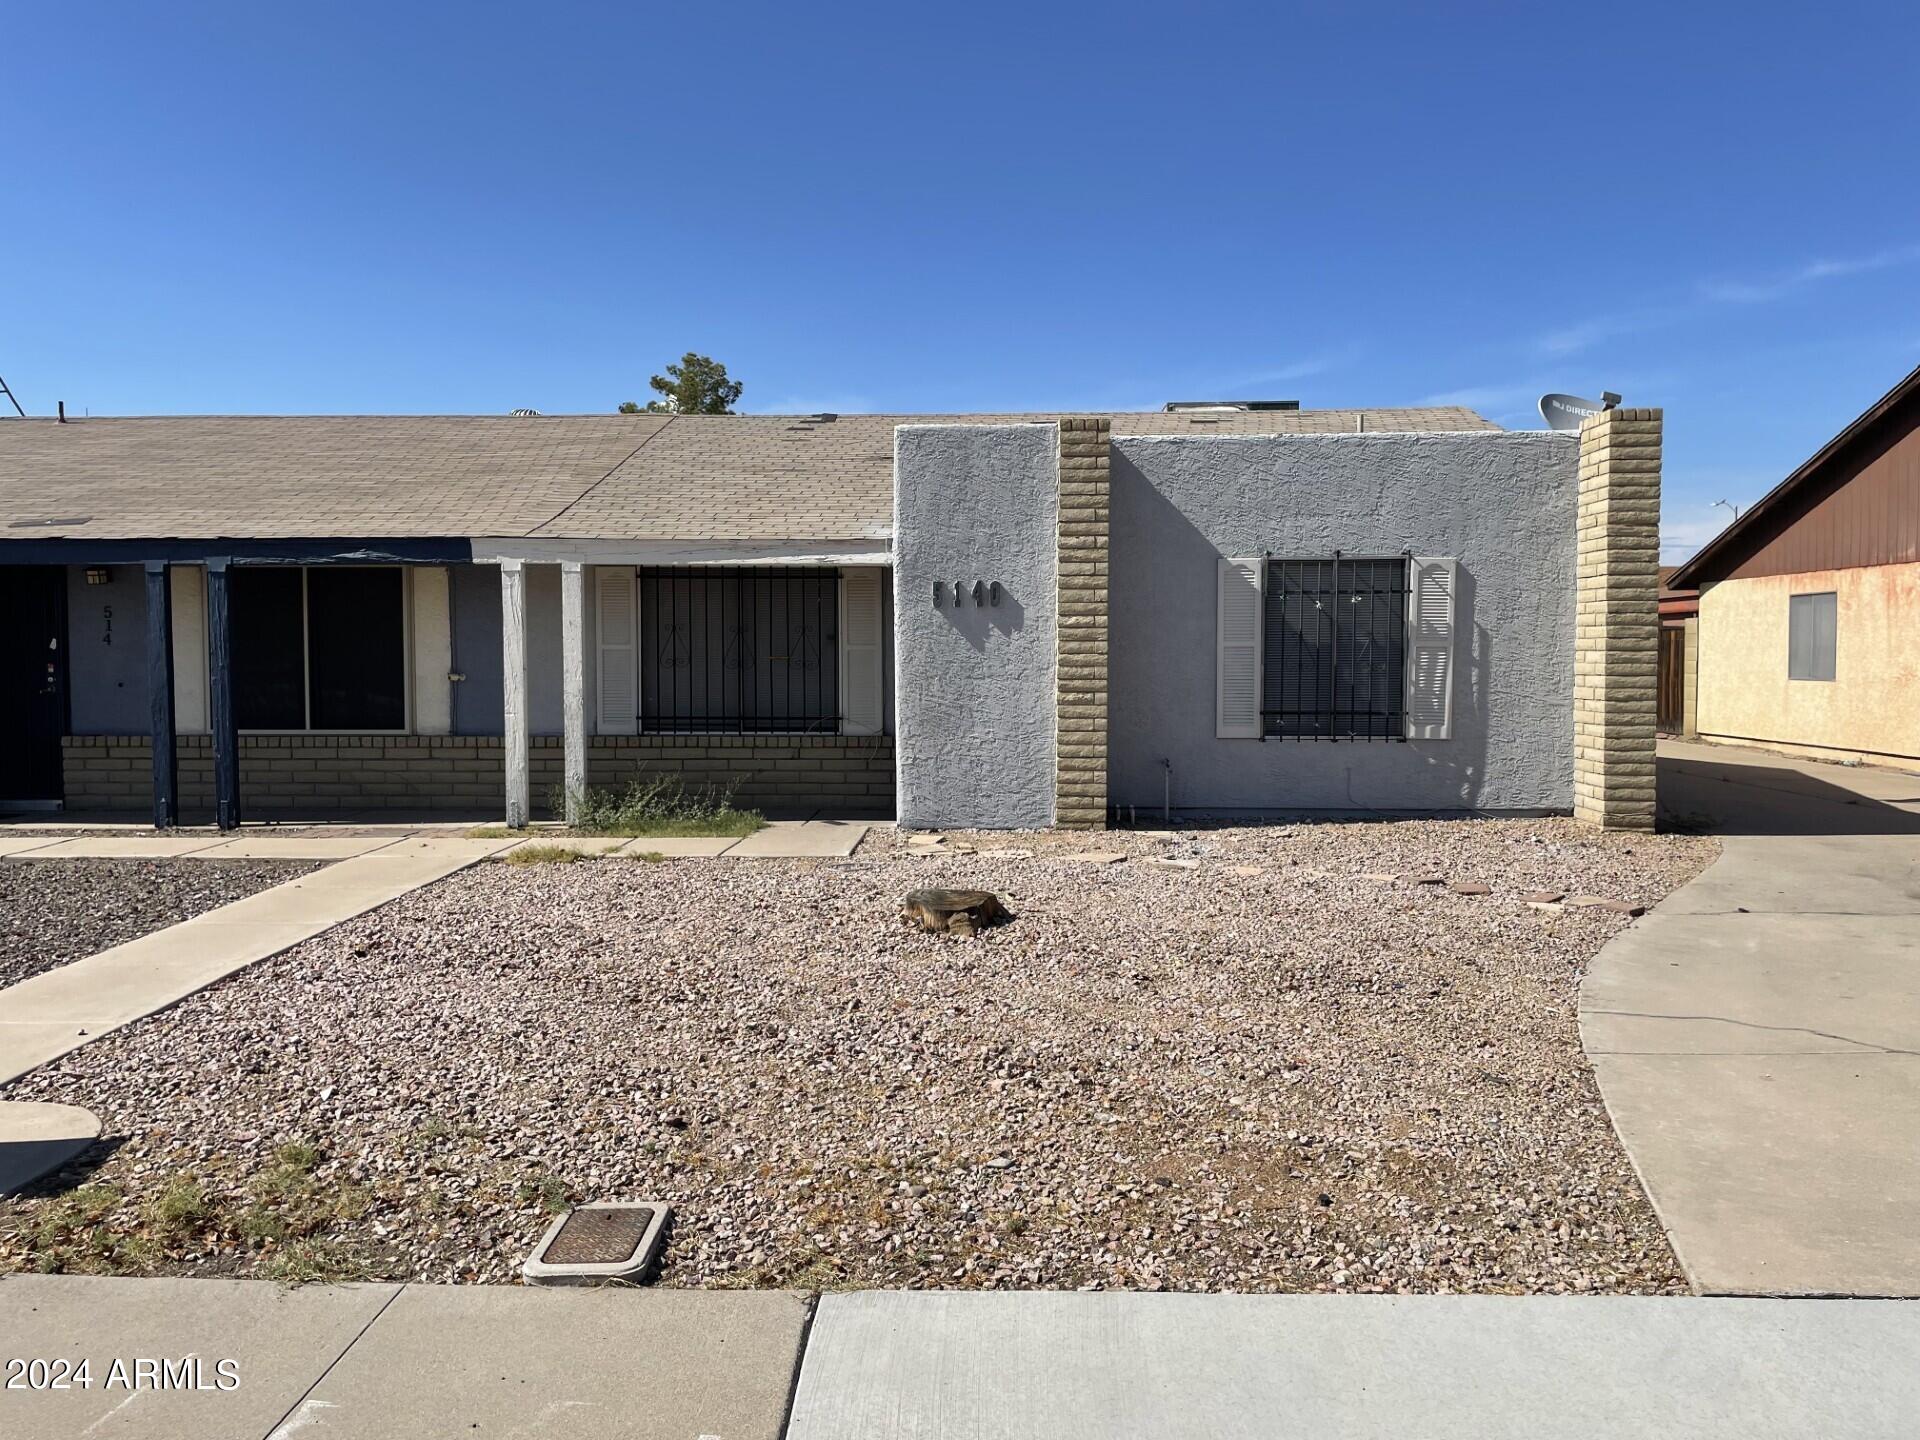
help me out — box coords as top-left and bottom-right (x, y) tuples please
(1696, 562), (1920, 769)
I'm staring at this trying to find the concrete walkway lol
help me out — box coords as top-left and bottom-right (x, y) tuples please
(0, 838), (519, 1085)
(0, 818), (871, 862)
(3, 1278), (1914, 1439)
(1582, 739), (1920, 1297)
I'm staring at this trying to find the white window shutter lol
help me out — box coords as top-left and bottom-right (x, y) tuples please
(169, 564), (210, 734)
(1405, 556), (1457, 740)
(595, 566), (638, 735)
(409, 566), (453, 735)
(839, 566), (884, 735)
(1216, 556), (1264, 739)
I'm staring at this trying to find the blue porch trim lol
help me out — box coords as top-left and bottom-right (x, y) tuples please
(0, 537), (474, 565)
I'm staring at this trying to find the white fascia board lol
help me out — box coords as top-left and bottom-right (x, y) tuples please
(471, 537), (893, 566)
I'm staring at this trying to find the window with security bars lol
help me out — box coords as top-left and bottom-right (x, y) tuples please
(638, 567), (840, 733)
(1261, 557), (1409, 738)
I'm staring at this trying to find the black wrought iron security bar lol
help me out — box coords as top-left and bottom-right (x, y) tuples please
(638, 567), (840, 733)
(1260, 552), (1410, 740)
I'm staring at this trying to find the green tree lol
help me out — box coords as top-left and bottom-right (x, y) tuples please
(621, 353), (742, 414)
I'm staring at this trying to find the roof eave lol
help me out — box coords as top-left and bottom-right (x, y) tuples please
(1669, 360), (1920, 589)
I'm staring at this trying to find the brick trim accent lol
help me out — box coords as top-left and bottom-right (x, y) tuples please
(1574, 407), (1660, 830)
(60, 733), (894, 814)
(1056, 416), (1110, 828)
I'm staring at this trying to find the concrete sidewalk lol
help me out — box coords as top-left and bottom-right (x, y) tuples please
(790, 1291), (1920, 1439)
(0, 1275), (808, 1440)
(3, 1278), (1915, 1440)
(1582, 739), (1920, 1297)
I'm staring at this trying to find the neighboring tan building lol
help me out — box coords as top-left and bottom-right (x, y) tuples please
(1669, 361), (1920, 770)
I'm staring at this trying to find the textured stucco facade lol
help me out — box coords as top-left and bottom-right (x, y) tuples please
(1695, 561), (1920, 770)
(1109, 431), (1581, 814)
(893, 424), (1058, 829)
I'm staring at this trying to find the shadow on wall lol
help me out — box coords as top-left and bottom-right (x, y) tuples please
(1110, 449), (1506, 814)
(932, 582), (1026, 655)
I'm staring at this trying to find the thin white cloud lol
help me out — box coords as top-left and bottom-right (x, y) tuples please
(1536, 314), (1657, 358)
(1229, 345), (1364, 388)
(1533, 241), (1920, 357)
(1700, 243), (1920, 304)
(1416, 382), (1544, 413)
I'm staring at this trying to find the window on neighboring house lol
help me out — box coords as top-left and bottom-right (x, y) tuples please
(1262, 557), (1410, 738)
(636, 567), (840, 733)
(1788, 591), (1837, 681)
(231, 566), (408, 730)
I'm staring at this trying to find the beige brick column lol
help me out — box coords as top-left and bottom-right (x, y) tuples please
(1574, 407), (1661, 830)
(1056, 417), (1110, 828)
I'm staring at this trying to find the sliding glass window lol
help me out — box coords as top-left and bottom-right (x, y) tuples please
(231, 567), (407, 731)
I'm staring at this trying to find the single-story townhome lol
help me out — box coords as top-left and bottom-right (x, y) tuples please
(1668, 361), (1920, 772)
(0, 400), (1662, 830)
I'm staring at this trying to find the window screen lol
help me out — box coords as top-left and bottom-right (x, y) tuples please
(1262, 557), (1408, 738)
(230, 566), (406, 730)
(1788, 591), (1837, 682)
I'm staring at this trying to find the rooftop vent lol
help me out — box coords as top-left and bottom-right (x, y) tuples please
(1163, 400), (1301, 413)
(509, 408), (542, 418)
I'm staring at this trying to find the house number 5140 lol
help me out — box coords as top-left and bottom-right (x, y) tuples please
(934, 581), (1001, 607)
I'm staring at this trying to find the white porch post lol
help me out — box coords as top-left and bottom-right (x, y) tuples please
(560, 560), (587, 825)
(500, 559), (530, 828)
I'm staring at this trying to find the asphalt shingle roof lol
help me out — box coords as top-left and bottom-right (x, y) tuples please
(0, 407), (1497, 543)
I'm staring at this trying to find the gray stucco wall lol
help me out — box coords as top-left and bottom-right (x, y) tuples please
(66, 564), (149, 733)
(893, 424), (1058, 829)
(450, 561), (504, 735)
(1111, 431), (1580, 814)
(449, 562), (582, 736)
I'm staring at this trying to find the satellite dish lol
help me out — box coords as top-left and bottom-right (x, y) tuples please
(1539, 392), (1620, 432)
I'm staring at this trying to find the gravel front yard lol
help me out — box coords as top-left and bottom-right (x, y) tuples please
(2, 820), (1714, 1293)
(0, 858), (318, 988)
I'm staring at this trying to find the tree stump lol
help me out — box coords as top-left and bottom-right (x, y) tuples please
(902, 887), (1007, 938)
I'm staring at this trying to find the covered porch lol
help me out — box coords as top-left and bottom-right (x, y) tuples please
(8, 543), (893, 829)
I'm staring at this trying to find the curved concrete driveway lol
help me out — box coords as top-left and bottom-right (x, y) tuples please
(1582, 739), (1920, 1296)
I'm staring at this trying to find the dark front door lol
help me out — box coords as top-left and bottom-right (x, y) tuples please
(0, 566), (69, 805)
(1657, 624), (1685, 734)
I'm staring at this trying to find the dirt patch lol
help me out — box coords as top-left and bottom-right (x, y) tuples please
(2, 818), (1714, 1293)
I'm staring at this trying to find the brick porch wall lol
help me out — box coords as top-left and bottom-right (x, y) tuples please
(60, 734), (895, 814)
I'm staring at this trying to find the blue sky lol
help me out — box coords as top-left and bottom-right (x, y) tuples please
(3, 2), (1916, 561)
